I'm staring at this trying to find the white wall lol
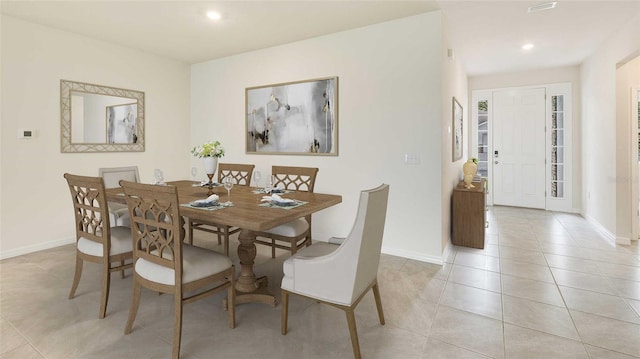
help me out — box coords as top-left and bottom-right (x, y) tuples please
(191, 12), (454, 263)
(469, 66), (582, 212)
(581, 12), (640, 238)
(615, 55), (640, 243)
(0, 16), (191, 258)
(441, 15), (469, 252)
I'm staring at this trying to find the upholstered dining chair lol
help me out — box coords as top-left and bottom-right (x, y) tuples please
(254, 166), (319, 258)
(63, 173), (133, 319)
(99, 166), (140, 227)
(120, 180), (235, 359)
(188, 163), (254, 255)
(281, 184), (389, 359)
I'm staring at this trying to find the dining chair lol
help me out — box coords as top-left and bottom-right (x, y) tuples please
(254, 166), (318, 258)
(98, 166), (140, 227)
(63, 173), (133, 319)
(188, 163), (254, 255)
(120, 180), (236, 359)
(281, 184), (389, 359)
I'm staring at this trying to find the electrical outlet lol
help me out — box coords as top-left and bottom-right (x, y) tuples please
(404, 153), (420, 165)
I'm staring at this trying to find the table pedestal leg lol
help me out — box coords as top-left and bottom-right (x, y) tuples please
(231, 229), (277, 307)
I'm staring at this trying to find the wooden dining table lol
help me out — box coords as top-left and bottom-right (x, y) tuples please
(107, 180), (342, 306)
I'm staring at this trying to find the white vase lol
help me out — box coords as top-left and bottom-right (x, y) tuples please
(203, 157), (218, 176)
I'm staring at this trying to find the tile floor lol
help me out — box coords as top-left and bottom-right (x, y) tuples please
(1, 206), (639, 358)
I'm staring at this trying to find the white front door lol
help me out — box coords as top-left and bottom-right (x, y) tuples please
(492, 88), (546, 209)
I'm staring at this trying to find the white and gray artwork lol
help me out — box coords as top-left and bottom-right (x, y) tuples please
(246, 77), (337, 155)
(107, 103), (138, 144)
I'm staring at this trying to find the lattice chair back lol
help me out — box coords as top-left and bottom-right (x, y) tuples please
(121, 180), (183, 277)
(217, 163), (255, 186)
(271, 166), (319, 192)
(64, 174), (111, 255)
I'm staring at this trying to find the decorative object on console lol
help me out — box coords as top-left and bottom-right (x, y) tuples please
(246, 77), (338, 156)
(192, 140), (225, 195)
(463, 159), (478, 189)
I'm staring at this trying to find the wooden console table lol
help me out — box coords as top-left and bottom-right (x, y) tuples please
(452, 179), (486, 249)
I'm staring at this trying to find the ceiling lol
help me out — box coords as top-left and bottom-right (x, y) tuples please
(2, 1), (639, 76)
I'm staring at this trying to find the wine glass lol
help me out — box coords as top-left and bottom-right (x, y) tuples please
(253, 170), (262, 189)
(191, 166), (198, 181)
(154, 169), (164, 185)
(266, 175), (276, 193)
(223, 177), (234, 205)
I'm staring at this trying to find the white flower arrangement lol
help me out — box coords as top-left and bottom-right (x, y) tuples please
(191, 140), (225, 158)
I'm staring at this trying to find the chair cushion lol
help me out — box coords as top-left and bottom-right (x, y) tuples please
(135, 244), (232, 286)
(107, 202), (131, 227)
(77, 226), (132, 257)
(263, 218), (308, 237)
(281, 241), (339, 291)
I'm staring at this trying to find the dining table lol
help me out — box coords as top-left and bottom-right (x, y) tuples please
(106, 180), (342, 306)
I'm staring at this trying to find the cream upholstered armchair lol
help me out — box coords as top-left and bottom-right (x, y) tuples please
(281, 184), (389, 359)
(99, 166), (140, 227)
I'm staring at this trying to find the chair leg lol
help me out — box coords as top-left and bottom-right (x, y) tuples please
(99, 260), (111, 319)
(120, 260), (125, 279)
(372, 282), (385, 325)
(228, 268), (236, 328)
(172, 294), (183, 359)
(271, 238), (276, 258)
(345, 309), (362, 359)
(281, 290), (289, 335)
(217, 226), (223, 245)
(124, 281), (142, 334)
(187, 219), (194, 245)
(223, 227), (230, 257)
(69, 256), (83, 299)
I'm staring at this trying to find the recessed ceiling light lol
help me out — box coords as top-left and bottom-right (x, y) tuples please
(522, 43), (535, 51)
(528, 2), (557, 13)
(206, 11), (222, 21)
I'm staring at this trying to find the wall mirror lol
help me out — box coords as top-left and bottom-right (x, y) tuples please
(60, 79), (145, 152)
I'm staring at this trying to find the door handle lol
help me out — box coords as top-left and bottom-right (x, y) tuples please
(494, 161), (499, 164)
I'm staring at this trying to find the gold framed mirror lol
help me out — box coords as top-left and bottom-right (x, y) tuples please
(60, 79), (145, 152)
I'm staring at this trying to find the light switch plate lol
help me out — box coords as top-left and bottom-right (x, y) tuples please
(404, 153), (420, 165)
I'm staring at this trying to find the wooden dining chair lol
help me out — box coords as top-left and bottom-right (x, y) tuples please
(99, 166), (140, 227)
(188, 163), (254, 255)
(63, 173), (133, 319)
(281, 184), (389, 359)
(254, 166), (318, 258)
(120, 180), (236, 359)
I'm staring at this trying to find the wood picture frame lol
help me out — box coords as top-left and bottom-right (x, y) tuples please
(452, 96), (463, 162)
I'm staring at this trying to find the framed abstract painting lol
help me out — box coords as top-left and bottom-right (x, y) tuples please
(452, 97), (463, 162)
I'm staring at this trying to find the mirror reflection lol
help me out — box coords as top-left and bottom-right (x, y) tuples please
(61, 80), (145, 153)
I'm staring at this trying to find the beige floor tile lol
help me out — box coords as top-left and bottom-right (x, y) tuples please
(584, 344), (640, 359)
(448, 264), (501, 292)
(502, 295), (580, 340)
(0, 319), (27, 355)
(570, 311), (640, 357)
(0, 344), (44, 359)
(430, 306), (504, 359)
(503, 323), (588, 359)
(551, 268), (618, 295)
(454, 252), (500, 272)
(608, 277), (640, 301)
(500, 258), (555, 283)
(440, 282), (503, 320)
(595, 262), (640, 282)
(501, 274), (565, 307)
(628, 298), (640, 317)
(543, 253), (601, 274)
(559, 286), (640, 324)
(420, 337), (491, 359)
(498, 246), (548, 266)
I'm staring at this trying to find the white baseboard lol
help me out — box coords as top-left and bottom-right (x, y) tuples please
(616, 236), (632, 245)
(584, 215), (616, 243)
(381, 246), (443, 265)
(0, 237), (75, 260)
